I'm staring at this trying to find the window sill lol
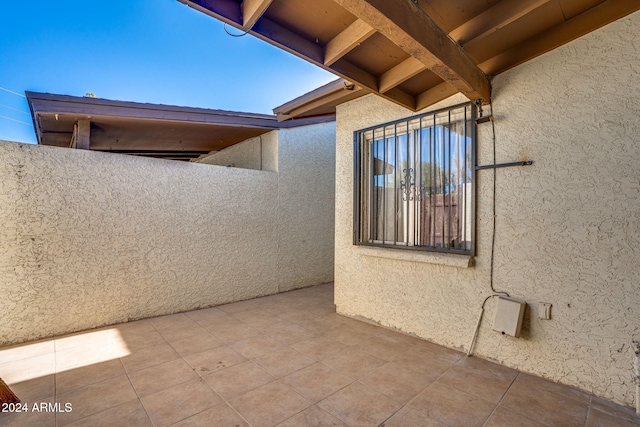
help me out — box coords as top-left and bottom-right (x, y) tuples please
(357, 246), (474, 268)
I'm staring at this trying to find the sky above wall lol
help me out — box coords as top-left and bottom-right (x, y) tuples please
(0, 0), (334, 144)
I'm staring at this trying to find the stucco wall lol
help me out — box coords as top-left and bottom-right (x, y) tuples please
(334, 11), (640, 406)
(196, 132), (278, 172)
(0, 122), (334, 346)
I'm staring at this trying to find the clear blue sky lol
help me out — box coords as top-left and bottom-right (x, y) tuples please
(0, 0), (334, 144)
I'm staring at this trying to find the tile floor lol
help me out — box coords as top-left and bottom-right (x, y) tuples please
(1, 283), (638, 427)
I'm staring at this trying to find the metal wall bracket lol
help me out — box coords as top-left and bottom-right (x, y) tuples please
(475, 161), (533, 171)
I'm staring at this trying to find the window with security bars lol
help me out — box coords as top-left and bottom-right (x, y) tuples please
(354, 103), (475, 254)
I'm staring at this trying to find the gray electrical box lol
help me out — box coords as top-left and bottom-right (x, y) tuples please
(492, 296), (526, 337)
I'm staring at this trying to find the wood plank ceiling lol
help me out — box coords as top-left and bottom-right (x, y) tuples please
(179, 0), (640, 111)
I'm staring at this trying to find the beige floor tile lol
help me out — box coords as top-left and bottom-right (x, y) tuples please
(56, 359), (125, 394)
(54, 329), (112, 352)
(183, 346), (247, 376)
(412, 340), (464, 363)
(281, 362), (352, 402)
(0, 396), (56, 427)
(149, 313), (197, 331)
(111, 325), (166, 352)
(231, 309), (278, 326)
(351, 334), (410, 361)
(500, 374), (589, 427)
(207, 322), (263, 343)
(5, 374), (54, 402)
(168, 333), (224, 357)
(321, 347), (386, 379)
(156, 323), (212, 342)
(437, 355), (518, 403)
(410, 382), (496, 427)
(0, 353), (55, 385)
(228, 381), (311, 427)
(55, 375), (137, 426)
(318, 381), (402, 427)
(391, 346), (458, 377)
(484, 406), (549, 427)
(141, 378), (223, 427)
(185, 306), (231, 324)
(0, 339), (54, 366)
(276, 405), (349, 427)
(253, 347), (316, 378)
(586, 407), (640, 427)
(263, 323), (318, 346)
(230, 335), (286, 359)
(382, 406), (446, 427)
(291, 336), (346, 360)
(63, 399), (153, 427)
(171, 402), (250, 427)
(218, 299), (264, 314)
(590, 396), (639, 424)
(55, 342), (121, 372)
(128, 358), (199, 397)
(360, 362), (434, 402)
(203, 361), (275, 399)
(120, 342), (179, 373)
(323, 327), (371, 347)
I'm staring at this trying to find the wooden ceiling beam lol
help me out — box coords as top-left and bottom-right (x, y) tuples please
(242, 0), (273, 29)
(332, 0), (491, 103)
(71, 119), (91, 150)
(182, 0), (417, 110)
(478, 0), (640, 76)
(178, 0), (242, 26)
(415, 82), (459, 111)
(324, 19), (376, 66)
(450, 0), (553, 45)
(378, 57), (427, 93)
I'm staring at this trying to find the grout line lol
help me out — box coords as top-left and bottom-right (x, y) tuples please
(480, 371), (520, 427)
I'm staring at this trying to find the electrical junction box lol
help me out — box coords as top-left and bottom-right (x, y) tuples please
(492, 296), (526, 338)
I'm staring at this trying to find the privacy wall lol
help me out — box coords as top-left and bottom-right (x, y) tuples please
(0, 122), (335, 346)
(334, 11), (640, 406)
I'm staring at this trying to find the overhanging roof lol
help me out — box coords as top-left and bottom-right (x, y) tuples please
(27, 91), (334, 161)
(181, 0), (640, 112)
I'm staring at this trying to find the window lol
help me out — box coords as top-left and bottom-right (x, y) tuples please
(354, 103), (475, 254)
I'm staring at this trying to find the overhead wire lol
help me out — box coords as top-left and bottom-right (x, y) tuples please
(0, 86), (26, 98)
(0, 115), (33, 126)
(0, 103), (30, 115)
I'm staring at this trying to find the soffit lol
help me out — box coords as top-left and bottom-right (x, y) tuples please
(27, 92), (333, 161)
(181, 0), (640, 112)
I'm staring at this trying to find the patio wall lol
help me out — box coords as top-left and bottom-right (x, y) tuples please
(0, 122), (335, 346)
(334, 11), (640, 406)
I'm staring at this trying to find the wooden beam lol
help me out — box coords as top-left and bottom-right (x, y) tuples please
(479, 0), (640, 76)
(178, 0), (242, 26)
(415, 82), (459, 111)
(450, 0), (552, 44)
(74, 119), (90, 150)
(182, 0), (419, 110)
(242, 0), (273, 29)
(332, 0), (490, 102)
(324, 19), (376, 66)
(378, 57), (427, 93)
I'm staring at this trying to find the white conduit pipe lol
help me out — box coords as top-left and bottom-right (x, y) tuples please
(467, 307), (485, 357)
(633, 339), (640, 415)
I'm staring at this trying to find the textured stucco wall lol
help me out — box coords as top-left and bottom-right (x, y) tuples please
(196, 132), (278, 172)
(0, 122), (334, 346)
(334, 11), (640, 406)
(276, 123), (336, 291)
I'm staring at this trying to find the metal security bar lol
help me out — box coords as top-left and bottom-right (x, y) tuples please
(354, 102), (476, 255)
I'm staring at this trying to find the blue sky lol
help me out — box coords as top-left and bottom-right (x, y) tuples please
(0, 0), (334, 143)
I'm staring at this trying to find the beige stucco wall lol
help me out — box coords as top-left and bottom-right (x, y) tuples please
(0, 121), (334, 346)
(196, 132), (278, 172)
(334, 11), (640, 406)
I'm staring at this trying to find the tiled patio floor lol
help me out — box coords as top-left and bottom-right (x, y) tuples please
(1, 283), (638, 427)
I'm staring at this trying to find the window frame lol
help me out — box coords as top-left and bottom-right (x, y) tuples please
(353, 102), (476, 256)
